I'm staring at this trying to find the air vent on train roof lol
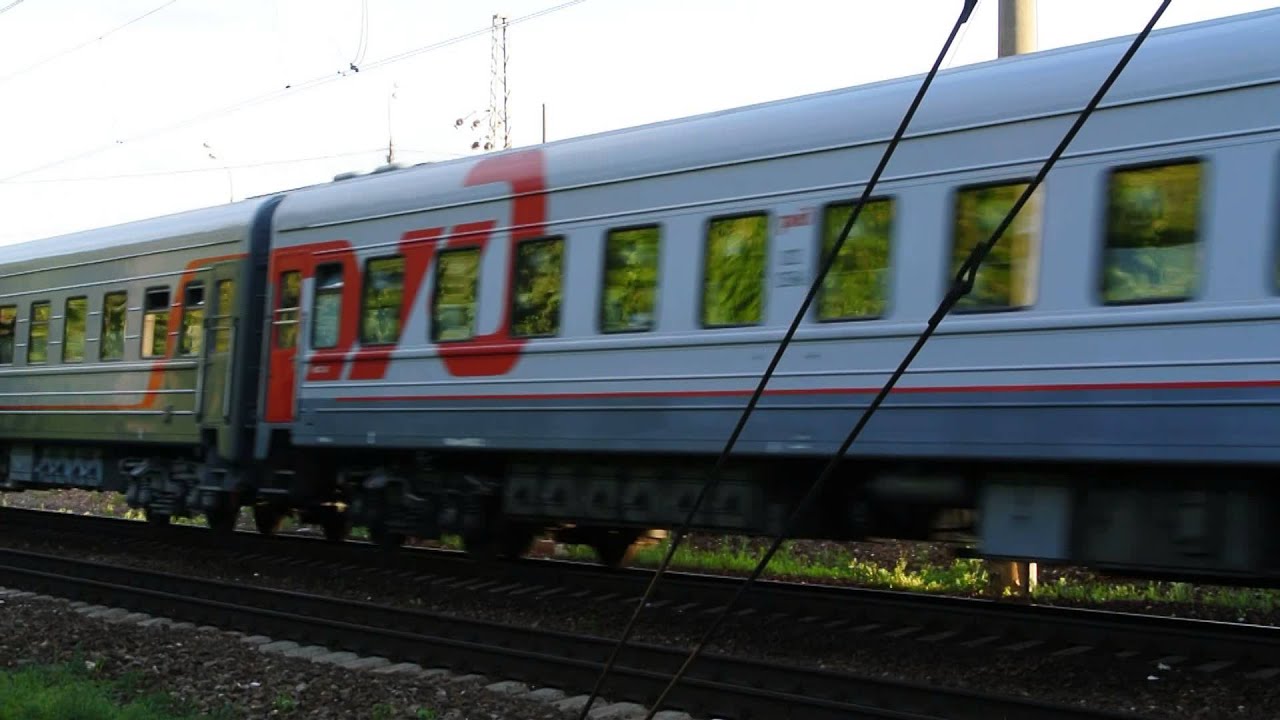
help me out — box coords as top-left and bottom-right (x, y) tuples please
(371, 163), (406, 174)
(332, 171), (366, 182)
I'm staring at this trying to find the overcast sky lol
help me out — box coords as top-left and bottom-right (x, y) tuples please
(0, 0), (1276, 246)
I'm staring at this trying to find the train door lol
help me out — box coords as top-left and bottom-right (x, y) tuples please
(199, 262), (239, 428)
(264, 251), (308, 423)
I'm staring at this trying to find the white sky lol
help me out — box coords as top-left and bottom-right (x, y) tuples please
(0, 0), (1276, 246)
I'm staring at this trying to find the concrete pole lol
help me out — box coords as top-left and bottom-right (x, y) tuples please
(998, 0), (1037, 57)
(989, 0), (1039, 599)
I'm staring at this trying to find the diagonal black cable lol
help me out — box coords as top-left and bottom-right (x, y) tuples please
(575, 2), (978, 717)
(638, 2), (1172, 717)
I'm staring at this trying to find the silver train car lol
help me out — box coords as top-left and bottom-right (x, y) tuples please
(2, 9), (1279, 578)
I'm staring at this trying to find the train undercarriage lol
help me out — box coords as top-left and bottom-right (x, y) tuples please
(4, 439), (1280, 582)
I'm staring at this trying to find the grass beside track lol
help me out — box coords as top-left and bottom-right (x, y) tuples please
(557, 535), (1280, 619)
(0, 662), (211, 720)
(7, 489), (1280, 621)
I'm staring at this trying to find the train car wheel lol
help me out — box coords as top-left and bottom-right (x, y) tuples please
(589, 530), (640, 569)
(253, 505), (284, 536)
(464, 523), (538, 562)
(205, 507), (238, 534)
(144, 508), (171, 526)
(369, 525), (405, 549)
(322, 514), (351, 543)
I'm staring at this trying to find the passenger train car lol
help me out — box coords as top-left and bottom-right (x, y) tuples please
(2, 9), (1279, 579)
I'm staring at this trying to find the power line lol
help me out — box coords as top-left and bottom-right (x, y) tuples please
(575, 1), (979, 713)
(0, 0), (589, 183)
(352, 0), (370, 68)
(0, 0), (26, 17)
(0, 0), (181, 86)
(0, 146), (465, 184)
(944, 0), (982, 68)
(630, 2), (1171, 717)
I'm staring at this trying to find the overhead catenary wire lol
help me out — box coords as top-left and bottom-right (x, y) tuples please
(944, 0), (982, 68)
(576, 1), (980, 716)
(634, 2), (1173, 717)
(0, 0), (181, 86)
(0, 146), (464, 184)
(0, 0), (26, 17)
(0, 0), (589, 183)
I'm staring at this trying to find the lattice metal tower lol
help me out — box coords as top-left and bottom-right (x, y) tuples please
(489, 13), (510, 150)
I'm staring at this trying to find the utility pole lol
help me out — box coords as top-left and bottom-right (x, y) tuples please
(989, 0), (1038, 600)
(455, 14), (512, 152)
(541, 102), (546, 144)
(489, 13), (510, 150)
(998, 0), (1036, 57)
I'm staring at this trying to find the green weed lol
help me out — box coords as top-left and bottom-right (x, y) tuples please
(0, 662), (195, 720)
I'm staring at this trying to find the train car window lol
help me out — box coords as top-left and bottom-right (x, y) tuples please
(432, 248), (480, 342)
(510, 237), (564, 338)
(274, 272), (301, 350)
(0, 306), (15, 365)
(62, 297), (88, 363)
(141, 288), (170, 358)
(602, 226), (660, 333)
(27, 301), (50, 364)
(1101, 160), (1202, 304)
(179, 283), (205, 356)
(818, 199), (893, 321)
(213, 280), (234, 353)
(951, 182), (1040, 311)
(360, 256), (405, 345)
(100, 292), (127, 361)
(312, 264), (344, 350)
(703, 213), (767, 327)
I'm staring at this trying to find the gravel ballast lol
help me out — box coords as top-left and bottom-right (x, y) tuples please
(0, 590), (673, 720)
(1, 535), (1278, 720)
(2, 508), (1278, 718)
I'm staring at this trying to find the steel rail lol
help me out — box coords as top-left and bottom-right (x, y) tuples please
(3, 507), (1278, 671)
(0, 546), (1139, 720)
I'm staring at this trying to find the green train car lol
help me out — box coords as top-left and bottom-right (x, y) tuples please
(0, 197), (283, 530)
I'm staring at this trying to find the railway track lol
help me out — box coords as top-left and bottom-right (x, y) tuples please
(3, 506), (1278, 681)
(0, 544), (1137, 720)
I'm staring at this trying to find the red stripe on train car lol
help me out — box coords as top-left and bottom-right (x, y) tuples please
(330, 379), (1280, 404)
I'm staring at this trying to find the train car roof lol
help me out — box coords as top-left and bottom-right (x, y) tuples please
(0, 198), (269, 270)
(274, 7), (1280, 233)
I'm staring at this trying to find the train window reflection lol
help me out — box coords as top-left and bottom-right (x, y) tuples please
(1102, 160), (1202, 304)
(703, 214), (767, 327)
(510, 237), (564, 338)
(818, 199), (893, 321)
(63, 296), (87, 363)
(213, 280), (234, 353)
(179, 283), (205, 357)
(28, 301), (50, 364)
(275, 272), (301, 350)
(951, 182), (1040, 311)
(312, 264), (344, 350)
(0, 306), (15, 365)
(142, 288), (170, 358)
(433, 248), (480, 342)
(602, 226), (659, 333)
(100, 292), (127, 361)
(360, 256), (405, 345)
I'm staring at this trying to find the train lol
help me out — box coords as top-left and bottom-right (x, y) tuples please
(2, 8), (1279, 579)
